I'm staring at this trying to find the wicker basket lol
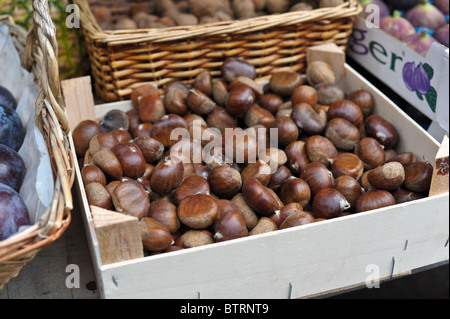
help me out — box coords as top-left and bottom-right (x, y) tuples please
(0, 0), (75, 289)
(74, 0), (362, 102)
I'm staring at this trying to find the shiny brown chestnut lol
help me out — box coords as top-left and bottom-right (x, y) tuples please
(148, 200), (180, 233)
(269, 202), (303, 227)
(240, 160), (272, 186)
(186, 88), (216, 115)
(367, 161), (405, 191)
(291, 85), (317, 107)
(242, 177), (284, 217)
(150, 156), (184, 195)
(403, 161), (433, 193)
(279, 177), (311, 208)
(279, 211), (315, 229)
(354, 137), (386, 170)
(138, 94), (166, 123)
(91, 148), (123, 180)
(89, 131), (119, 156)
(112, 181), (150, 219)
(306, 135), (338, 168)
(267, 165), (293, 192)
(258, 148), (288, 174)
(111, 129), (132, 144)
(291, 102), (327, 135)
(111, 142), (147, 179)
(312, 188), (350, 219)
(231, 193), (259, 230)
(325, 118), (361, 151)
(259, 93), (284, 114)
(328, 99), (364, 128)
(347, 89), (374, 118)
(131, 123), (153, 139)
(72, 120), (103, 156)
(300, 162), (334, 197)
(244, 104), (276, 129)
(225, 83), (256, 116)
(81, 164), (107, 186)
(269, 71), (303, 97)
(364, 115), (399, 149)
(193, 71), (212, 96)
(131, 84), (159, 106)
(212, 79), (229, 107)
(222, 128), (258, 164)
(207, 165), (242, 198)
(331, 153), (364, 181)
(164, 81), (190, 116)
(173, 175), (211, 205)
(270, 116), (299, 147)
(140, 217), (174, 252)
(126, 109), (141, 133)
(151, 114), (188, 148)
(206, 106), (238, 133)
(221, 58), (256, 82)
(285, 140), (310, 175)
(315, 83), (345, 106)
(393, 188), (426, 204)
(133, 136), (165, 164)
(333, 175), (364, 209)
(355, 189), (396, 213)
(85, 182), (114, 211)
(177, 194), (219, 229)
(387, 152), (417, 167)
(214, 210), (248, 242)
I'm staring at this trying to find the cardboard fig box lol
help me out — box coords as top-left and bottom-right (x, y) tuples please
(64, 65), (449, 299)
(347, 16), (449, 142)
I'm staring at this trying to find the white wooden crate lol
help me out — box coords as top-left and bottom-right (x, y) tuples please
(65, 65), (449, 299)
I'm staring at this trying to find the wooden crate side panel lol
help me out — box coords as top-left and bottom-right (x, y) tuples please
(98, 194), (449, 299)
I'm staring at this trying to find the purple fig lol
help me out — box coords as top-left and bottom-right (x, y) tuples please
(404, 0), (446, 30)
(380, 10), (416, 40)
(358, 0), (390, 18)
(434, 24), (449, 47)
(404, 29), (437, 55)
(413, 63), (431, 95)
(389, 0), (421, 11)
(403, 61), (417, 92)
(434, 0), (449, 15)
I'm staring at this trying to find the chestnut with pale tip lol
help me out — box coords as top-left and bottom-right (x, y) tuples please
(291, 102), (327, 135)
(279, 211), (315, 229)
(150, 156), (184, 195)
(367, 161), (405, 191)
(331, 153), (364, 181)
(214, 210), (248, 242)
(365, 114), (399, 149)
(207, 165), (242, 199)
(355, 137), (386, 170)
(148, 200), (180, 233)
(306, 135), (339, 168)
(269, 203), (303, 228)
(140, 217), (174, 252)
(112, 181), (150, 220)
(279, 177), (311, 208)
(177, 194), (219, 229)
(355, 189), (396, 213)
(300, 162), (334, 197)
(242, 177), (284, 217)
(312, 188), (350, 219)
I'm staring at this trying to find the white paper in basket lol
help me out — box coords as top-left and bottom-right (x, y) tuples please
(0, 24), (54, 234)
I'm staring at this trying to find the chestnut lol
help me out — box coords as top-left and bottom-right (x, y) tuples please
(305, 135), (338, 168)
(131, 122), (153, 139)
(207, 165), (242, 198)
(355, 137), (386, 171)
(222, 128), (258, 164)
(325, 118), (361, 151)
(306, 61), (336, 86)
(258, 148), (288, 174)
(138, 94), (166, 123)
(85, 182), (114, 210)
(177, 194), (218, 229)
(111, 142), (147, 179)
(403, 161), (433, 193)
(242, 177), (283, 217)
(100, 109), (129, 132)
(173, 175), (211, 205)
(175, 230), (214, 248)
(133, 136), (165, 164)
(91, 149), (123, 180)
(231, 193), (259, 230)
(279, 211), (315, 229)
(164, 81), (190, 116)
(393, 188), (426, 204)
(269, 202), (303, 227)
(387, 152), (416, 167)
(259, 93), (284, 114)
(355, 189), (396, 213)
(267, 165), (293, 192)
(221, 58), (256, 82)
(367, 161), (405, 191)
(328, 100), (364, 128)
(186, 88), (216, 115)
(111, 129), (132, 144)
(312, 188), (350, 219)
(291, 102), (327, 135)
(112, 181), (150, 219)
(240, 160), (272, 186)
(214, 210), (248, 242)
(140, 217), (174, 252)
(150, 156), (184, 195)
(291, 85), (317, 107)
(249, 217), (278, 236)
(347, 89), (374, 118)
(333, 175), (364, 209)
(285, 141), (310, 175)
(244, 104), (276, 129)
(169, 137), (203, 164)
(81, 164), (107, 186)
(230, 76), (264, 97)
(131, 84), (159, 106)
(89, 132), (119, 156)
(126, 109), (141, 133)
(72, 120), (103, 156)
(331, 153), (364, 181)
(270, 71), (303, 97)
(206, 106), (238, 133)
(151, 114), (188, 147)
(279, 177), (311, 208)
(212, 79), (229, 107)
(315, 83), (345, 106)
(193, 71), (212, 96)
(148, 200), (180, 233)
(225, 83), (256, 116)
(365, 115), (399, 149)
(270, 116), (299, 147)
(300, 162), (334, 197)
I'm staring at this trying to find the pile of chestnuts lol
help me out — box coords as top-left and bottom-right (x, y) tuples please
(73, 57), (433, 255)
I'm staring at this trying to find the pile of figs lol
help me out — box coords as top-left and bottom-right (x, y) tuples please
(0, 85), (29, 241)
(359, 0), (449, 54)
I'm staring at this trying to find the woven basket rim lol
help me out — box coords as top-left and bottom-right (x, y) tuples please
(75, 0), (362, 46)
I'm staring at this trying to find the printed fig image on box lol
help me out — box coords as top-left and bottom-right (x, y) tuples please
(347, 14), (449, 141)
